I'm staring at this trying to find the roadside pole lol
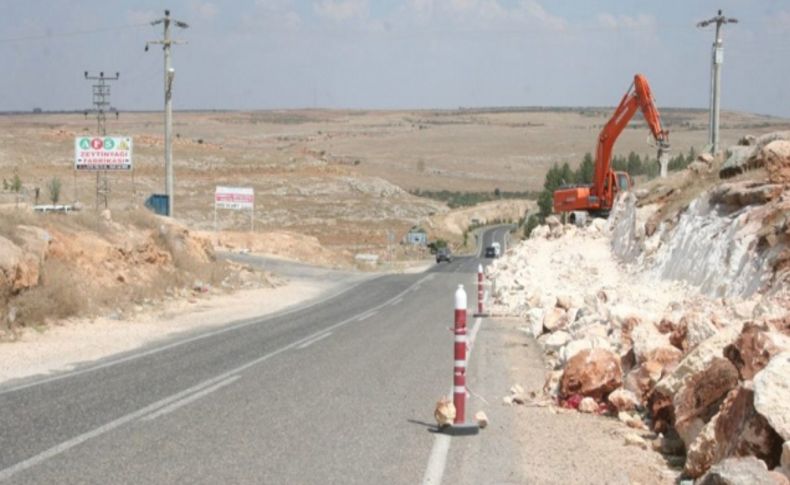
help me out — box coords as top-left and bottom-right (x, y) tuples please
(147, 10), (188, 217)
(449, 284), (478, 435)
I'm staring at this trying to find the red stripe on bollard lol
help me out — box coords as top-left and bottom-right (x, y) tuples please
(477, 264), (484, 315)
(453, 285), (467, 424)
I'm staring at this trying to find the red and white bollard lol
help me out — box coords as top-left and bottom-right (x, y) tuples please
(453, 284), (467, 424)
(450, 284), (479, 435)
(474, 264), (488, 317)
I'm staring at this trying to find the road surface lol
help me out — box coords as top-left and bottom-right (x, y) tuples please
(0, 226), (517, 484)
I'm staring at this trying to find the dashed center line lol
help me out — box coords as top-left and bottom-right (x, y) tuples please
(296, 332), (332, 349)
(356, 310), (378, 322)
(141, 376), (240, 422)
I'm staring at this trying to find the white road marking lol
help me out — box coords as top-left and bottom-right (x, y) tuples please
(0, 277), (377, 396)
(0, 273), (434, 481)
(141, 376), (240, 422)
(421, 434), (451, 485)
(356, 310), (378, 322)
(296, 332), (332, 349)
(420, 314), (484, 485)
(390, 297), (403, 306)
(0, 373), (235, 482)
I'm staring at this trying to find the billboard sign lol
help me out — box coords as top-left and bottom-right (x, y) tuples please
(215, 186), (254, 210)
(74, 136), (133, 171)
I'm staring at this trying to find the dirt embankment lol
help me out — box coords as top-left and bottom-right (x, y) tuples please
(197, 229), (354, 268)
(0, 209), (275, 339)
(425, 199), (534, 240)
(488, 132), (790, 483)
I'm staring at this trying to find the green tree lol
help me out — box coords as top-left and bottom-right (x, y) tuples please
(612, 155), (628, 172)
(537, 163), (563, 218)
(11, 173), (21, 193)
(559, 162), (574, 186)
(626, 151), (642, 175)
(576, 152), (595, 184)
(48, 177), (62, 204)
(687, 146), (697, 164)
(523, 214), (540, 238)
(11, 173), (21, 209)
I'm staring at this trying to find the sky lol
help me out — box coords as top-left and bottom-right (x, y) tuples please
(1, 0), (789, 117)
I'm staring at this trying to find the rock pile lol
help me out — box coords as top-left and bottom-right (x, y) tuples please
(489, 173), (790, 482)
(0, 214), (242, 334)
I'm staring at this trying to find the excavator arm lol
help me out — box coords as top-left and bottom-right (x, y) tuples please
(593, 74), (670, 205)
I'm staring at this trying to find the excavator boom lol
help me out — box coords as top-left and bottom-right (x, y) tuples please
(553, 74), (669, 215)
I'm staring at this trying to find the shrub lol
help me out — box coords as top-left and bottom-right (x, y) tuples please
(48, 177), (61, 204)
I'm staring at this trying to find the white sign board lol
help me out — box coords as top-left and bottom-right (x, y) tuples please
(714, 47), (724, 65)
(74, 136), (133, 171)
(215, 186), (254, 210)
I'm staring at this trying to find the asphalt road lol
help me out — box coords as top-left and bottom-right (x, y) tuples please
(0, 226), (513, 484)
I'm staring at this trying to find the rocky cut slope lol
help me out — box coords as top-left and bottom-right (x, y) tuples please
(487, 135), (790, 483)
(0, 210), (273, 338)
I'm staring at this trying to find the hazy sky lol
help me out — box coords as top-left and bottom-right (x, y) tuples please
(1, 0), (789, 116)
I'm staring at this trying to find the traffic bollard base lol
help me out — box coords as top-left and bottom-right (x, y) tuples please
(443, 423), (480, 436)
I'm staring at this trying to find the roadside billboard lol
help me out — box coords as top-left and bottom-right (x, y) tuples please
(74, 136), (133, 171)
(215, 186), (254, 210)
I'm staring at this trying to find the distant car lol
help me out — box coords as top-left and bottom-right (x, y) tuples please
(436, 247), (453, 263)
(485, 246), (498, 258)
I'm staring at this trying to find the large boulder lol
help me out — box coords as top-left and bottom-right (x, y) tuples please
(725, 322), (790, 380)
(685, 385), (784, 478)
(560, 348), (622, 400)
(559, 336), (612, 366)
(649, 323), (744, 434)
(543, 331), (572, 351)
(524, 307), (545, 337)
(608, 387), (640, 412)
(698, 456), (783, 485)
(630, 322), (672, 364)
(670, 313), (719, 353)
(543, 307), (568, 332)
(673, 357), (740, 447)
(754, 352), (790, 441)
(625, 360), (664, 402)
(0, 235), (41, 293)
(762, 140), (790, 184)
(653, 322), (744, 408)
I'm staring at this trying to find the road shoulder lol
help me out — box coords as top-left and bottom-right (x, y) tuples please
(0, 272), (362, 386)
(444, 316), (677, 484)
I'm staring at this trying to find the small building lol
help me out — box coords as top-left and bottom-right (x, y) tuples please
(405, 227), (427, 246)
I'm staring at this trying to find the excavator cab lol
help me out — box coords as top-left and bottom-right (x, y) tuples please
(615, 172), (632, 192)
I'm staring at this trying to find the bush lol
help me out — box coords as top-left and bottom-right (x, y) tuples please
(13, 259), (83, 327)
(427, 239), (448, 254)
(48, 177), (61, 204)
(523, 214), (540, 238)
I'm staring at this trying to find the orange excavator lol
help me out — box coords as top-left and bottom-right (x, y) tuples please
(553, 74), (670, 217)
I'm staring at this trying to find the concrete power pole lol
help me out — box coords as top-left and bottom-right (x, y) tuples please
(84, 71), (120, 209)
(697, 9), (738, 155)
(147, 10), (188, 217)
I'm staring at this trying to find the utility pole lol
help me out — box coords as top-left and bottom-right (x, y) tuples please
(697, 9), (738, 155)
(84, 71), (120, 209)
(146, 10), (188, 217)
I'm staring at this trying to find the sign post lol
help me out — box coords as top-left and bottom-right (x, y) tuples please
(214, 186), (255, 232)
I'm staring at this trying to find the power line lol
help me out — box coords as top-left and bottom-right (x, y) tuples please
(0, 23), (148, 44)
